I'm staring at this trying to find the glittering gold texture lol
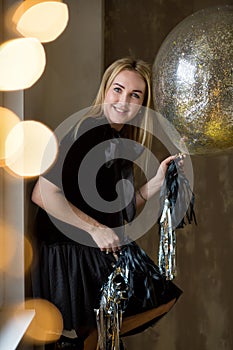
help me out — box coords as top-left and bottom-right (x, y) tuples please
(152, 6), (233, 155)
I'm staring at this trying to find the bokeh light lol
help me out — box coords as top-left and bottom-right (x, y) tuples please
(24, 236), (33, 274)
(16, 298), (63, 344)
(0, 227), (33, 278)
(0, 223), (17, 272)
(0, 38), (46, 91)
(0, 107), (20, 166)
(13, 0), (69, 43)
(5, 120), (58, 178)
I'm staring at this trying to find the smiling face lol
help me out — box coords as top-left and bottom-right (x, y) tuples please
(103, 69), (146, 130)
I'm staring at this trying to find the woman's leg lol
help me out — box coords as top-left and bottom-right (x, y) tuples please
(83, 330), (98, 350)
(121, 298), (176, 335)
(83, 298), (176, 349)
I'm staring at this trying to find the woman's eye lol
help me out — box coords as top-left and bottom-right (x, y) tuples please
(113, 87), (121, 93)
(132, 92), (140, 99)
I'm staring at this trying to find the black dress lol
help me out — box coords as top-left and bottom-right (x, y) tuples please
(31, 116), (182, 335)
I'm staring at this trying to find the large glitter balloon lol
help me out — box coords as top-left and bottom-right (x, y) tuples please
(152, 6), (233, 155)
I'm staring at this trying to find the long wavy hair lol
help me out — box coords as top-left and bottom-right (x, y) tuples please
(74, 57), (154, 150)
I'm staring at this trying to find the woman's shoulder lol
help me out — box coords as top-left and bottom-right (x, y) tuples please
(79, 115), (106, 130)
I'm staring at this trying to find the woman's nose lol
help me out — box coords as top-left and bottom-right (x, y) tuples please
(119, 93), (130, 104)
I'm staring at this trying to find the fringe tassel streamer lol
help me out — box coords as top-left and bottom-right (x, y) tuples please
(158, 155), (196, 280)
(95, 242), (163, 349)
(95, 259), (131, 350)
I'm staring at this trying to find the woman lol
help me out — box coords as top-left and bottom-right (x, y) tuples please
(31, 57), (182, 350)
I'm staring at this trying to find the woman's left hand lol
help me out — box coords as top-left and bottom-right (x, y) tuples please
(157, 153), (185, 183)
(136, 154), (185, 206)
(156, 155), (177, 187)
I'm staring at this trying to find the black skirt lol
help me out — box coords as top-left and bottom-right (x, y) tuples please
(31, 239), (182, 335)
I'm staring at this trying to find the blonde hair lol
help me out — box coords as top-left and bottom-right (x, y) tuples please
(74, 57), (154, 149)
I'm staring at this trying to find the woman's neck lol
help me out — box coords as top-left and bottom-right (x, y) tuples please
(110, 123), (124, 131)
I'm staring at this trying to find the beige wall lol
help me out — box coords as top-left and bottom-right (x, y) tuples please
(24, 0), (104, 129)
(0, 0), (25, 309)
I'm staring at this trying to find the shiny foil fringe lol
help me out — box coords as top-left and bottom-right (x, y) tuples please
(158, 198), (177, 280)
(95, 241), (165, 349)
(158, 156), (196, 280)
(95, 258), (131, 350)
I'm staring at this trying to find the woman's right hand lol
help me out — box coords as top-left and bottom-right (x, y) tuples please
(89, 224), (121, 253)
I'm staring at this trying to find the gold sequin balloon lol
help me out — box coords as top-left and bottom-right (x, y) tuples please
(152, 6), (233, 155)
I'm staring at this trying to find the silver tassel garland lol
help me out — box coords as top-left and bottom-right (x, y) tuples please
(158, 155), (196, 281)
(95, 265), (130, 350)
(158, 198), (176, 280)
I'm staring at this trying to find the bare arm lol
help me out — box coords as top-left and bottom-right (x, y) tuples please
(136, 155), (177, 207)
(31, 176), (120, 251)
